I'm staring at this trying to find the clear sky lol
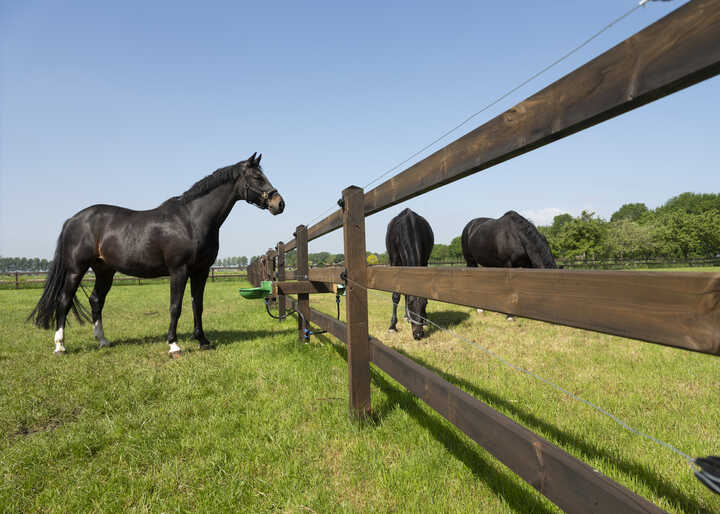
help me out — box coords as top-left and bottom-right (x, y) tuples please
(1, 0), (718, 260)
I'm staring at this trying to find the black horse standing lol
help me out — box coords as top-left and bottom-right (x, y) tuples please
(29, 153), (284, 356)
(461, 210), (556, 269)
(385, 208), (434, 340)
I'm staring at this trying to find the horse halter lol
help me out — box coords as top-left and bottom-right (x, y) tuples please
(244, 181), (277, 208)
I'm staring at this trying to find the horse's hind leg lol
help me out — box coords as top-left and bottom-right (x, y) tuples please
(389, 292), (401, 332)
(89, 267), (115, 348)
(54, 271), (87, 354)
(167, 268), (189, 357)
(190, 269), (212, 349)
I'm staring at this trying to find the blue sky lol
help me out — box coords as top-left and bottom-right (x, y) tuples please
(1, 0), (718, 259)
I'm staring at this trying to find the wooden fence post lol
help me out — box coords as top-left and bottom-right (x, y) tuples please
(15, 272), (19, 290)
(295, 225), (309, 341)
(277, 241), (286, 320)
(342, 186), (371, 420)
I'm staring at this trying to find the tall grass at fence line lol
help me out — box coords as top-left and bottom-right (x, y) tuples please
(1, 280), (718, 512)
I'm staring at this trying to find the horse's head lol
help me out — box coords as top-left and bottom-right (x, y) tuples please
(406, 295), (428, 340)
(239, 153), (285, 215)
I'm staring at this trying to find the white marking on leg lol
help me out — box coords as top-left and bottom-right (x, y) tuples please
(476, 308), (484, 314)
(94, 320), (110, 347)
(169, 342), (181, 354)
(54, 327), (66, 353)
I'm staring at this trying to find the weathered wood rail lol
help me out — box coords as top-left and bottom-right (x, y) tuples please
(247, 2), (720, 511)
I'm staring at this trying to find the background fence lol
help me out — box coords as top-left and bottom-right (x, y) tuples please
(0, 267), (248, 290)
(247, 2), (720, 512)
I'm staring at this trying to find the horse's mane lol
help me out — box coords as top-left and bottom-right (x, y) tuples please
(504, 210), (556, 268)
(175, 161), (251, 203)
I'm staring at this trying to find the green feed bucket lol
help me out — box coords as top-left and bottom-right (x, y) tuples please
(238, 280), (273, 299)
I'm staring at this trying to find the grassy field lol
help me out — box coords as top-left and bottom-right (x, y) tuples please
(1, 275), (718, 512)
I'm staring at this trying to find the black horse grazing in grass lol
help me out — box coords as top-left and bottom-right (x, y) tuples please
(461, 211), (555, 320)
(29, 153), (284, 356)
(461, 210), (556, 269)
(385, 208), (434, 340)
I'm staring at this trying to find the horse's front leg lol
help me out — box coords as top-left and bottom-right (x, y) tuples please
(190, 269), (212, 349)
(388, 292), (401, 332)
(167, 268), (189, 357)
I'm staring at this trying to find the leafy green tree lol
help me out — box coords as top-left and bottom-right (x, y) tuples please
(448, 236), (463, 260)
(555, 211), (608, 260)
(610, 203), (649, 223)
(657, 192), (720, 215)
(430, 244), (449, 261)
(654, 211), (701, 260)
(604, 219), (659, 260)
(549, 213), (573, 236)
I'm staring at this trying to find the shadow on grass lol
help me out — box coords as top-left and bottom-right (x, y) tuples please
(321, 336), (710, 513)
(63, 328), (296, 353)
(424, 310), (469, 336)
(386, 342), (712, 514)
(321, 335), (555, 514)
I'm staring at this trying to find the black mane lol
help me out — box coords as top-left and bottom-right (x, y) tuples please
(178, 162), (247, 203)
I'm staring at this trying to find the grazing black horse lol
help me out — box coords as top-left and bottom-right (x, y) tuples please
(461, 210), (556, 269)
(385, 208), (434, 340)
(29, 153), (284, 356)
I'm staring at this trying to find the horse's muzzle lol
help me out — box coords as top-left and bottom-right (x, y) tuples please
(268, 193), (285, 215)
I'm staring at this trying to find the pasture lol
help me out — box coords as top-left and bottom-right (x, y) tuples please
(1, 278), (718, 512)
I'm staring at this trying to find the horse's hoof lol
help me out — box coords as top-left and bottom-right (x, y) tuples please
(53, 350), (66, 356)
(199, 344), (214, 351)
(98, 340), (111, 348)
(388, 328), (398, 333)
(169, 350), (182, 359)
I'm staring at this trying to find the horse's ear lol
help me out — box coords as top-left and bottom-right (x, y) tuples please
(256, 153), (262, 165)
(247, 152), (257, 167)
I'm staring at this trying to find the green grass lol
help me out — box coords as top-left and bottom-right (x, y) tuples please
(1, 278), (718, 512)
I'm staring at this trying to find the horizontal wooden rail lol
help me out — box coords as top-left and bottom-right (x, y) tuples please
(274, 281), (341, 295)
(284, 296), (662, 512)
(369, 339), (664, 513)
(307, 266), (344, 284)
(366, 266), (720, 355)
(286, 0), (720, 247)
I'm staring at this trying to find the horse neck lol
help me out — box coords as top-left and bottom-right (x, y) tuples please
(186, 182), (238, 235)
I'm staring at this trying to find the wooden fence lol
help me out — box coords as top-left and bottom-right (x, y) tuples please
(247, 2), (720, 511)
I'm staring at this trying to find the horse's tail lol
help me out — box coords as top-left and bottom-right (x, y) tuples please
(506, 211), (557, 269)
(461, 221), (476, 266)
(28, 222), (90, 329)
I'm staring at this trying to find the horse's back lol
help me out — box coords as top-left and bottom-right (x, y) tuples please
(386, 209), (434, 267)
(61, 202), (192, 277)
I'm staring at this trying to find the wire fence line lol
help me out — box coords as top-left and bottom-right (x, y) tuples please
(344, 275), (699, 474)
(0, 267), (249, 290)
(307, 0), (670, 226)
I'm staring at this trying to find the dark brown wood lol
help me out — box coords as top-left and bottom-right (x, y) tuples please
(366, 266), (720, 355)
(283, 294), (664, 512)
(368, 338), (665, 513)
(273, 281), (340, 295)
(297, 0), (720, 242)
(295, 225), (310, 342)
(277, 241), (286, 320)
(342, 186), (371, 419)
(307, 266), (344, 284)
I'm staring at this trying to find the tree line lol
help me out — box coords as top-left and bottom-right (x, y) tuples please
(538, 192), (720, 261)
(5, 193), (718, 273)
